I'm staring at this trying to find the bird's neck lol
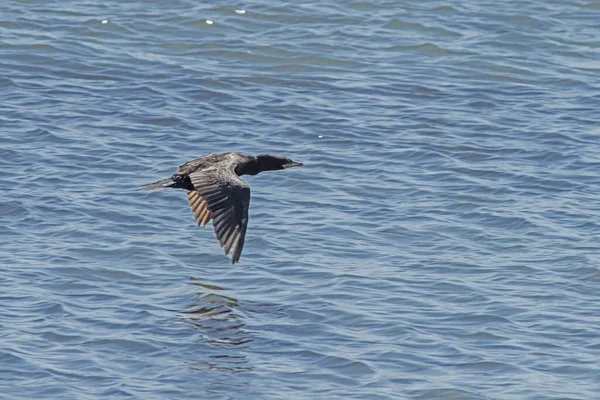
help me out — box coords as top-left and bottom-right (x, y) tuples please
(235, 157), (280, 176)
(235, 158), (261, 176)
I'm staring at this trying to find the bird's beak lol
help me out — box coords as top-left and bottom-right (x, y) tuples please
(283, 161), (304, 168)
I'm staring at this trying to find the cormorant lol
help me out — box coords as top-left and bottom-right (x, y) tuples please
(142, 152), (303, 263)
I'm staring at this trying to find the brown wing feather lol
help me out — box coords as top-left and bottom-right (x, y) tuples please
(187, 191), (212, 227)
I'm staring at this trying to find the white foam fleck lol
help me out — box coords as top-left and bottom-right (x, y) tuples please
(206, 20), (214, 25)
(101, 20), (108, 24)
(235, 9), (246, 14)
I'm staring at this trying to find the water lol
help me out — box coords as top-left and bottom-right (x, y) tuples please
(1, 1), (599, 398)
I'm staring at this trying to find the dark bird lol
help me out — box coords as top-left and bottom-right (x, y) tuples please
(142, 152), (303, 263)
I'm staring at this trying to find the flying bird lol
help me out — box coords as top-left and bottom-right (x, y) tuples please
(142, 152), (303, 263)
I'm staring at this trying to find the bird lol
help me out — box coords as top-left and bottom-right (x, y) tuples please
(142, 152), (303, 263)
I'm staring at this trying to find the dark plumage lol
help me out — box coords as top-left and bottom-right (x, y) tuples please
(142, 152), (303, 263)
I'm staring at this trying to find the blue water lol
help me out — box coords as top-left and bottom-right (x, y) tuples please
(1, 1), (600, 399)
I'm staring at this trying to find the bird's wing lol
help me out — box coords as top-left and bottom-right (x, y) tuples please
(187, 167), (250, 264)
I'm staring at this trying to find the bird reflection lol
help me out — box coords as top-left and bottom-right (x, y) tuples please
(180, 277), (252, 373)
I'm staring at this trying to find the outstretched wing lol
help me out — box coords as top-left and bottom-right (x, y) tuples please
(186, 167), (250, 264)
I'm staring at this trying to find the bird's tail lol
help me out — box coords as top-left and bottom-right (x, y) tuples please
(141, 178), (174, 190)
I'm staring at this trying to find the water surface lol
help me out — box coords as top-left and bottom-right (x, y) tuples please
(1, 1), (600, 399)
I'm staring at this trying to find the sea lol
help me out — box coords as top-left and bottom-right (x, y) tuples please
(1, 1), (599, 399)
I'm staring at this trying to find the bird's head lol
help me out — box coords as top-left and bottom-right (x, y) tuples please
(256, 154), (304, 172)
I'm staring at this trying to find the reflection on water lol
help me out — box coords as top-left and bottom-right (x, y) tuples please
(180, 278), (252, 373)
(182, 355), (251, 374)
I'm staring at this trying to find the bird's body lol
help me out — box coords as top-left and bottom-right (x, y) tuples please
(142, 152), (303, 263)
